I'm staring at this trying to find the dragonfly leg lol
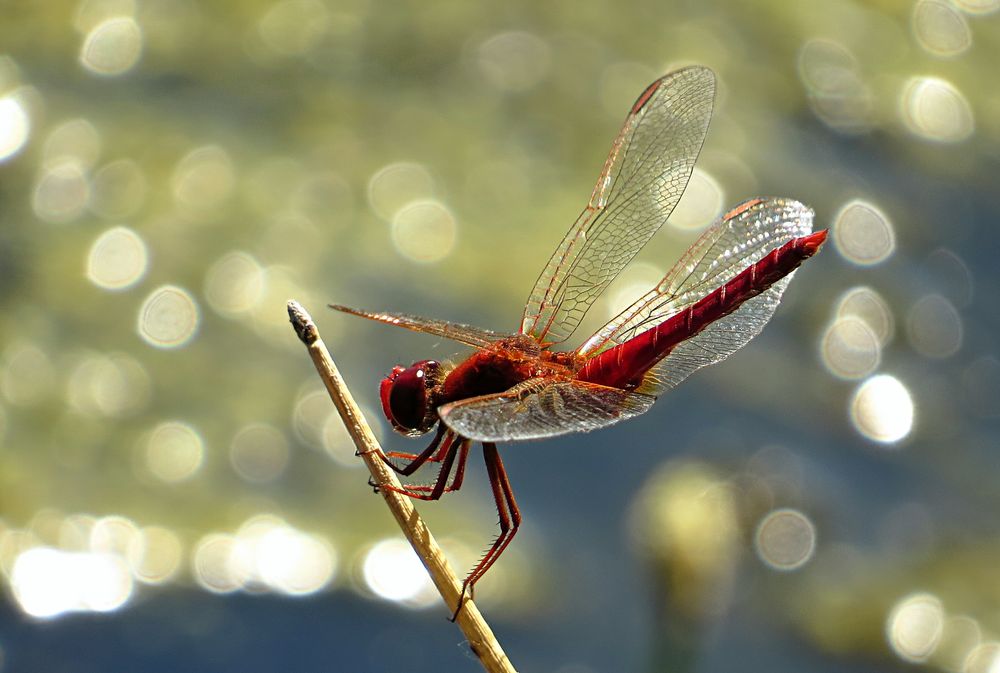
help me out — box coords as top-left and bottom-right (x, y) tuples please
(395, 439), (471, 495)
(384, 449), (447, 464)
(452, 442), (520, 620)
(380, 425), (447, 476)
(378, 435), (466, 501)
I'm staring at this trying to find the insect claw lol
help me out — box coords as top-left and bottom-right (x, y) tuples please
(450, 582), (473, 622)
(367, 477), (381, 493)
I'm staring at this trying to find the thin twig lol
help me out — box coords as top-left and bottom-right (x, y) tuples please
(287, 300), (517, 673)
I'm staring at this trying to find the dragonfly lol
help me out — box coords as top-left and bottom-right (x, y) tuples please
(331, 65), (826, 609)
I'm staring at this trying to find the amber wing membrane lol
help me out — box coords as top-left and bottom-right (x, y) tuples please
(328, 304), (511, 349)
(520, 66), (716, 346)
(438, 379), (656, 442)
(578, 197), (815, 394)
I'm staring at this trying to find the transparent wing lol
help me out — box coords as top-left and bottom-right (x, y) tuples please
(578, 197), (815, 393)
(520, 66), (716, 346)
(438, 379), (656, 442)
(329, 304), (511, 349)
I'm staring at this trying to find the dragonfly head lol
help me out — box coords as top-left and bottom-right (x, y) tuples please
(380, 360), (444, 437)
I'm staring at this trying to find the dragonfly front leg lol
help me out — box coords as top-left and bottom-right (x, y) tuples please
(379, 424), (448, 476)
(377, 435), (472, 502)
(392, 439), (471, 497)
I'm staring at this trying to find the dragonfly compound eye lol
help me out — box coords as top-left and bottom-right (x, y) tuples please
(379, 360), (442, 436)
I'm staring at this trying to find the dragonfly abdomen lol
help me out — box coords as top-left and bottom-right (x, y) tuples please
(576, 230), (827, 390)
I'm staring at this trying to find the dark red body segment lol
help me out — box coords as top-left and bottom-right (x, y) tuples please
(440, 337), (572, 403)
(576, 230), (828, 390)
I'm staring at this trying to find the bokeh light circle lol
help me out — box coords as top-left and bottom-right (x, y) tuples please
(361, 538), (436, 607)
(832, 200), (895, 266)
(754, 508), (817, 571)
(80, 17), (143, 76)
(171, 145), (235, 211)
(887, 592), (944, 662)
(257, 0), (331, 57)
(66, 352), (151, 417)
(667, 167), (723, 230)
(204, 251), (265, 316)
(229, 423), (290, 483)
(912, 0), (972, 56)
(952, 0), (1000, 13)
(477, 31), (552, 92)
(127, 526), (183, 585)
(391, 199), (457, 263)
(0, 93), (31, 162)
(900, 77), (974, 143)
(33, 160), (91, 224)
(367, 162), (434, 221)
(86, 226), (149, 290)
(851, 374), (915, 444)
(835, 286), (894, 346)
(90, 158), (148, 218)
(43, 118), (101, 170)
(145, 420), (205, 483)
(907, 294), (963, 358)
(137, 285), (200, 348)
(192, 533), (241, 594)
(11, 548), (134, 618)
(821, 316), (881, 379)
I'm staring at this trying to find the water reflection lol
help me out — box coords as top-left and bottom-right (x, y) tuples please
(12, 548), (134, 618)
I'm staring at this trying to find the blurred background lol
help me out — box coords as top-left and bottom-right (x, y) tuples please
(0, 0), (998, 671)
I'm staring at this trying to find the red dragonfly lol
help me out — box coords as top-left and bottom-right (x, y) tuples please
(332, 66), (826, 607)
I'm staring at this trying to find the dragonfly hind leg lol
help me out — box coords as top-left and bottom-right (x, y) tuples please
(452, 442), (521, 620)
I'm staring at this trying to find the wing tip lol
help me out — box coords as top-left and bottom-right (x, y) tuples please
(632, 65), (717, 115)
(724, 196), (816, 230)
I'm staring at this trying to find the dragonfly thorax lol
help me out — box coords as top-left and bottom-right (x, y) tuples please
(380, 360), (445, 437)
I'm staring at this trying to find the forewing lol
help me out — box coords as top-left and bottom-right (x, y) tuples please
(329, 304), (512, 349)
(520, 66), (716, 346)
(579, 197), (814, 393)
(438, 379), (656, 442)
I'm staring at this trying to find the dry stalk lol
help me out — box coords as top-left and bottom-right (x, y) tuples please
(287, 300), (517, 673)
